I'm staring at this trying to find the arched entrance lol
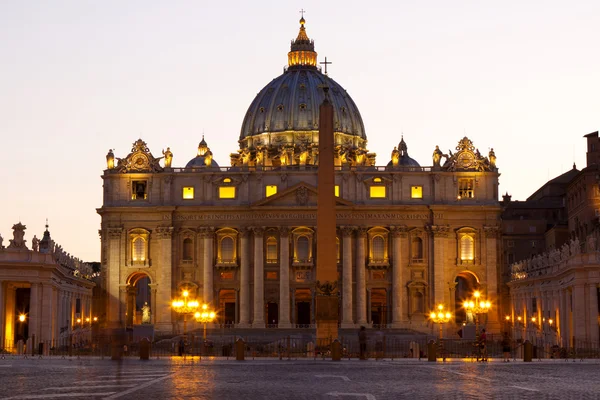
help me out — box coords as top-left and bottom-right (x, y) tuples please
(454, 271), (479, 324)
(370, 288), (388, 326)
(126, 272), (152, 327)
(294, 288), (312, 326)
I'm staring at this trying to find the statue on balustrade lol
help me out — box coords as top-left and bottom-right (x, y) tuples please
(32, 235), (39, 252)
(162, 147), (173, 168)
(142, 302), (151, 324)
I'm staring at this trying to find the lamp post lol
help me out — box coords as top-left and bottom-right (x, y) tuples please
(429, 304), (452, 361)
(463, 291), (491, 351)
(194, 304), (216, 356)
(171, 290), (200, 338)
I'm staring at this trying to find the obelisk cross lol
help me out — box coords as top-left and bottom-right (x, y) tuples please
(320, 57), (332, 75)
(299, 8), (305, 18)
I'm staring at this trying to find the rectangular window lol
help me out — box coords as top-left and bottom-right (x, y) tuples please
(266, 271), (278, 280)
(411, 186), (423, 199)
(458, 178), (474, 199)
(75, 298), (81, 314)
(369, 186), (386, 198)
(335, 185), (340, 197)
(219, 186), (236, 199)
(265, 185), (277, 197)
(132, 180), (147, 200)
(182, 187), (194, 199)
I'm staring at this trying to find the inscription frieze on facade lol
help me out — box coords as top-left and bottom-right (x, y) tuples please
(164, 212), (443, 222)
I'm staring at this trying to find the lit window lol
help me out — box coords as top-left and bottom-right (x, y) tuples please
(411, 186), (423, 199)
(183, 187), (194, 199)
(370, 186), (386, 198)
(266, 237), (278, 263)
(458, 178), (474, 199)
(460, 235), (474, 262)
(223, 178), (232, 183)
(219, 186), (236, 199)
(335, 185), (340, 197)
(373, 177), (382, 183)
(266, 185), (278, 197)
(132, 237), (145, 261)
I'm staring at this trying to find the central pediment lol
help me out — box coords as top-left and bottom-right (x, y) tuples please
(251, 182), (354, 207)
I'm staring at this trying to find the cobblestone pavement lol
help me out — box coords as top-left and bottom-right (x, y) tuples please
(0, 357), (599, 399)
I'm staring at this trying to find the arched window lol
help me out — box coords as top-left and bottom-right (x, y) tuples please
(297, 236), (309, 261)
(411, 237), (423, 261)
(460, 235), (474, 262)
(183, 238), (193, 260)
(266, 236), (278, 263)
(414, 292), (424, 313)
(221, 237), (234, 263)
(372, 236), (385, 261)
(132, 237), (145, 262)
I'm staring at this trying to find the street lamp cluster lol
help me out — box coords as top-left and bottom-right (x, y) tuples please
(429, 304), (452, 361)
(171, 290), (216, 340)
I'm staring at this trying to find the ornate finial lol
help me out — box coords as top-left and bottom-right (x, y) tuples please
(45, 218), (49, 231)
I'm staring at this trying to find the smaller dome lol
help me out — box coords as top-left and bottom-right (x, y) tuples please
(387, 136), (420, 168)
(185, 136), (219, 168)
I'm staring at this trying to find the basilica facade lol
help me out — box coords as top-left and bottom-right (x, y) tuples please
(98, 18), (503, 335)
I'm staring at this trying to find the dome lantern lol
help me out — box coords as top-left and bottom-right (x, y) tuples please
(288, 17), (317, 69)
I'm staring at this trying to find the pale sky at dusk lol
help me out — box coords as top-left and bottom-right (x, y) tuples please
(1, 1), (599, 262)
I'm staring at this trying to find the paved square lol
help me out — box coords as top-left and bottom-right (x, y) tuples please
(0, 357), (599, 399)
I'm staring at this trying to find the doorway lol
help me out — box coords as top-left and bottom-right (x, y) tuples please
(267, 302), (279, 325)
(297, 302), (311, 325)
(455, 272), (479, 324)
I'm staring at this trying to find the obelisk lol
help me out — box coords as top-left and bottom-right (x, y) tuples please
(315, 86), (339, 342)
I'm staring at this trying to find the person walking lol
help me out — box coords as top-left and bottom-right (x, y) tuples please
(479, 329), (488, 362)
(358, 326), (367, 360)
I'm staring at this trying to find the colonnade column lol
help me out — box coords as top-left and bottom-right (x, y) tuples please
(341, 227), (354, 328)
(356, 228), (367, 325)
(40, 283), (53, 343)
(588, 284), (599, 343)
(239, 229), (250, 327)
(155, 226), (173, 331)
(252, 227), (265, 327)
(572, 284), (586, 344)
(29, 283), (40, 344)
(279, 227), (291, 328)
(202, 228), (214, 305)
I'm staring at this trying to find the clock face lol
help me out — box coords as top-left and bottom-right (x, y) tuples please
(130, 153), (149, 171)
(457, 152), (475, 169)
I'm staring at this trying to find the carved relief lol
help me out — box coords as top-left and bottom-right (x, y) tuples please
(155, 226), (173, 239)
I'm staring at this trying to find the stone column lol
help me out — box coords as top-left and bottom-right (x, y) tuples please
(311, 289), (316, 324)
(155, 226), (173, 332)
(107, 227), (123, 327)
(589, 284), (599, 343)
(572, 284), (586, 345)
(252, 227), (265, 327)
(429, 225), (449, 306)
(52, 288), (59, 345)
(235, 289), (240, 324)
(202, 228), (215, 305)
(29, 283), (40, 343)
(239, 229), (250, 327)
(149, 284), (158, 325)
(341, 227), (354, 328)
(390, 227), (403, 328)
(566, 289), (573, 346)
(356, 228), (367, 324)
(366, 288), (372, 324)
(290, 289), (296, 325)
(279, 227), (292, 328)
(40, 284), (53, 342)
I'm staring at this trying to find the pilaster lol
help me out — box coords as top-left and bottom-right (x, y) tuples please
(200, 227), (215, 305)
(107, 227), (123, 327)
(390, 226), (408, 328)
(252, 227), (265, 327)
(356, 228), (367, 324)
(427, 224), (449, 306)
(279, 227), (292, 328)
(155, 226), (173, 331)
(341, 226), (355, 328)
(239, 229), (250, 327)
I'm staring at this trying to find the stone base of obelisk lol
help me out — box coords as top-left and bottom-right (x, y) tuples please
(316, 296), (339, 345)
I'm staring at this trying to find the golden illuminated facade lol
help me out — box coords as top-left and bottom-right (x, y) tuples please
(98, 18), (503, 335)
(0, 223), (95, 351)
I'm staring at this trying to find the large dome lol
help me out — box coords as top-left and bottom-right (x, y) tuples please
(240, 69), (366, 140)
(231, 17), (374, 168)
